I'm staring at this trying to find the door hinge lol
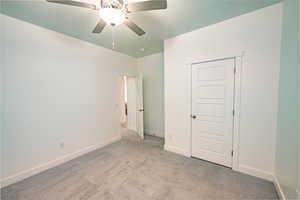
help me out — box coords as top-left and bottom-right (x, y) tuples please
(232, 110), (235, 116)
(234, 67), (236, 74)
(231, 150), (234, 157)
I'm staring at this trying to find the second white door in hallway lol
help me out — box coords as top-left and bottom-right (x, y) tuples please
(126, 76), (144, 139)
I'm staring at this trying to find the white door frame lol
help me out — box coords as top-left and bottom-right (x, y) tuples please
(185, 52), (244, 171)
(119, 75), (144, 139)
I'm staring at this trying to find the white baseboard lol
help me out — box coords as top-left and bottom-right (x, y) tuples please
(0, 136), (121, 188)
(273, 175), (286, 200)
(164, 146), (273, 182)
(238, 165), (273, 181)
(164, 144), (190, 157)
(144, 129), (164, 138)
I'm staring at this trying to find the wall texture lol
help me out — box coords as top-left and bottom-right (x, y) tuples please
(164, 4), (282, 180)
(138, 53), (164, 138)
(0, 11), (3, 190)
(1, 14), (137, 187)
(275, 0), (299, 199)
(298, 0), (300, 196)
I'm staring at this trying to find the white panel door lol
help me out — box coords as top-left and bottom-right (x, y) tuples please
(127, 77), (137, 132)
(191, 59), (235, 167)
(136, 76), (144, 139)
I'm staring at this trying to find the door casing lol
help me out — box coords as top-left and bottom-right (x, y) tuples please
(185, 53), (243, 171)
(191, 58), (235, 168)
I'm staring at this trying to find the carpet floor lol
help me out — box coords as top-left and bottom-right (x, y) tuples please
(1, 128), (278, 200)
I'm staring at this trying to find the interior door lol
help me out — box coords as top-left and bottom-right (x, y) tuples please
(126, 77), (137, 132)
(191, 59), (235, 167)
(136, 76), (144, 139)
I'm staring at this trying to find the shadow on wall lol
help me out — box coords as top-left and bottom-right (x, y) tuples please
(275, 0), (299, 199)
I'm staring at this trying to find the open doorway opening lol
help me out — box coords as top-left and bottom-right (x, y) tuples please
(120, 76), (128, 128)
(119, 75), (164, 147)
(120, 75), (144, 140)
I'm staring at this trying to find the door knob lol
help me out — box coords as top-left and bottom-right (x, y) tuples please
(191, 115), (197, 119)
(139, 109), (144, 112)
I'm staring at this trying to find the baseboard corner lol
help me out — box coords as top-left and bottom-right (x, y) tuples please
(164, 144), (190, 157)
(238, 164), (273, 182)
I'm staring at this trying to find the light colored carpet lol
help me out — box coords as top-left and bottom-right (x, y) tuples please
(1, 128), (278, 200)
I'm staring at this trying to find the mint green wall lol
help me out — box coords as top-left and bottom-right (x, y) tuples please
(298, 0), (300, 193)
(275, 0), (299, 199)
(137, 53), (164, 138)
(298, 0), (300, 194)
(0, 10), (3, 184)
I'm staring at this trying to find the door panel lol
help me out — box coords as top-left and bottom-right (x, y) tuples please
(127, 77), (137, 132)
(196, 66), (225, 81)
(136, 76), (144, 139)
(197, 85), (225, 99)
(195, 103), (225, 117)
(194, 121), (225, 137)
(191, 59), (235, 167)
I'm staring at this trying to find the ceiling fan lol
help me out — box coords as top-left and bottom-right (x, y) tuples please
(46, 0), (167, 36)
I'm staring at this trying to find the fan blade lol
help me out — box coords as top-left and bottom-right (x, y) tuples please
(92, 20), (106, 33)
(124, 19), (146, 36)
(46, 0), (97, 10)
(127, 0), (167, 12)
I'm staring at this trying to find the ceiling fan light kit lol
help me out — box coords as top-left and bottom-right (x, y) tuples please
(46, 0), (167, 48)
(47, 0), (167, 35)
(99, 7), (125, 26)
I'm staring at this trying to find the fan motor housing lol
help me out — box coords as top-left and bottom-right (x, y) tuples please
(101, 0), (124, 9)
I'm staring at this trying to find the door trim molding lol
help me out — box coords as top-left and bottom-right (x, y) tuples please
(185, 52), (244, 171)
(273, 175), (286, 200)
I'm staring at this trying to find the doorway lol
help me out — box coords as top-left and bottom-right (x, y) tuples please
(120, 75), (144, 139)
(191, 58), (235, 168)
